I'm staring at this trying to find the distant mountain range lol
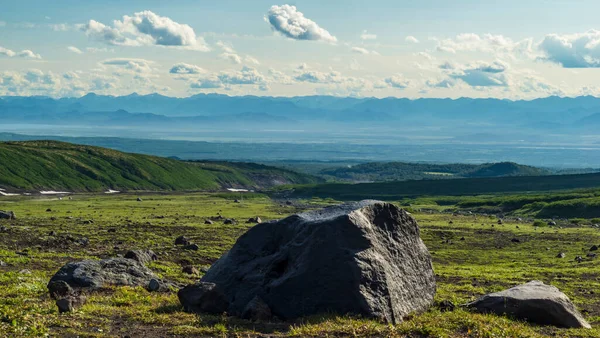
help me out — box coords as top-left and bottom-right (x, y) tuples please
(2, 94), (600, 149)
(1, 93), (600, 127)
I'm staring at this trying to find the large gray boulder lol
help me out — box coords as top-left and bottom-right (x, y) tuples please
(48, 257), (158, 290)
(180, 200), (435, 323)
(467, 281), (591, 328)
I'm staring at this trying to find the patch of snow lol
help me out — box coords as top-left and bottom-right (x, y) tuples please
(40, 191), (70, 195)
(227, 188), (249, 192)
(105, 189), (120, 194)
(0, 191), (20, 196)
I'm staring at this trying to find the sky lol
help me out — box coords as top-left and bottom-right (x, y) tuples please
(2, 0), (600, 99)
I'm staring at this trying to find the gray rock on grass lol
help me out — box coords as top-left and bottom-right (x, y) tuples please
(466, 280), (590, 328)
(179, 200), (436, 323)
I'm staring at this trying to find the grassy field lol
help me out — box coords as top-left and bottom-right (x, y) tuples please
(1, 193), (600, 337)
(0, 141), (319, 192)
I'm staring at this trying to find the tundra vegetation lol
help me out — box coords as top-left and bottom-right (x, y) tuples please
(2, 192), (600, 337)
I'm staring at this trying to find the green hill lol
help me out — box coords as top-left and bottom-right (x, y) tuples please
(317, 161), (550, 182)
(0, 141), (320, 192)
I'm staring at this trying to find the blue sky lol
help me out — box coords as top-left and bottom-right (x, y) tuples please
(2, 0), (600, 98)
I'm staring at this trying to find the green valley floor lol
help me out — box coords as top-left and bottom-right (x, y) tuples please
(1, 193), (599, 337)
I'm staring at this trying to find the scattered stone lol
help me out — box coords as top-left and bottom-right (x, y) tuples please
(184, 244), (199, 251)
(19, 269), (32, 274)
(242, 296), (272, 321)
(107, 228), (116, 233)
(587, 253), (597, 258)
(498, 219), (503, 225)
(0, 211), (16, 220)
(48, 231), (56, 236)
(190, 201), (435, 323)
(247, 217), (262, 224)
(224, 219), (235, 225)
(557, 252), (566, 259)
(48, 280), (73, 299)
(147, 278), (161, 292)
(146, 278), (175, 293)
(124, 250), (158, 265)
(175, 236), (190, 246)
(466, 280), (591, 328)
(0, 226), (7, 232)
(178, 282), (229, 314)
(56, 295), (86, 313)
(0, 261), (6, 267)
(589, 245), (598, 251)
(48, 257), (158, 290)
(548, 221), (557, 226)
(46, 209), (52, 212)
(285, 201), (292, 206)
(137, 198), (143, 202)
(511, 238), (521, 243)
(460, 237), (465, 241)
(438, 300), (456, 312)
(182, 265), (199, 275)
(204, 219), (214, 225)
(234, 199), (240, 203)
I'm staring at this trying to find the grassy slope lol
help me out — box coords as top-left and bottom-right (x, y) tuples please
(1, 193), (600, 337)
(284, 172), (600, 201)
(0, 141), (320, 192)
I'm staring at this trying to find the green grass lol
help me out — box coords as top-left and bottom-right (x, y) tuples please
(0, 141), (320, 192)
(2, 193), (600, 337)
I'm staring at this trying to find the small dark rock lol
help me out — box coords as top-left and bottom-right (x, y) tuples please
(178, 282), (229, 314)
(182, 265), (199, 275)
(557, 252), (566, 259)
(589, 245), (598, 251)
(46, 208), (52, 212)
(56, 296), (86, 313)
(124, 250), (158, 265)
(0, 210), (16, 220)
(137, 198), (143, 202)
(175, 236), (190, 246)
(184, 244), (199, 251)
(204, 219), (214, 225)
(224, 219), (235, 225)
(511, 238), (521, 243)
(439, 300), (456, 312)
(48, 280), (73, 299)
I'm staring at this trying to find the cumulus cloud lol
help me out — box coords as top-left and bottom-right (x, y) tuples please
(295, 70), (345, 84)
(220, 52), (242, 64)
(385, 75), (410, 89)
(169, 63), (205, 75)
(360, 30), (376, 40)
(446, 60), (509, 87)
(435, 33), (521, 55)
(101, 58), (154, 73)
(80, 10), (209, 51)
(0, 69), (89, 97)
(191, 67), (267, 90)
(538, 30), (600, 68)
(265, 5), (337, 43)
(0, 46), (41, 59)
(405, 36), (419, 43)
(351, 47), (379, 55)
(67, 46), (83, 54)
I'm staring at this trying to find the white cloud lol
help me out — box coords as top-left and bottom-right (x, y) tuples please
(51, 23), (72, 31)
(101, 58), (154, 73)
(216, 41), (235, 53)
(435, 33), (521, 56)
(405, 36), (419, 43)
(385, 75), (410, 89)
(169, 63), (205, 75)
(295, 70), (344, 84)
(360, 30), (376, 40)
(538, 30), (600, 68)
(0, 21), (6, 27)
(191, 66), (268, 90)
(446, 60), (509, 87)
(265, 5), (337, 43)
(80, 10), (209, 51)
(245, 56), (260, 65)
(220, 52), (242, 64)
(86, 47), (113, 53)
(67, 46), (83, 54)
(351, 47), (379, 55)
(0, 46), (41, 59)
